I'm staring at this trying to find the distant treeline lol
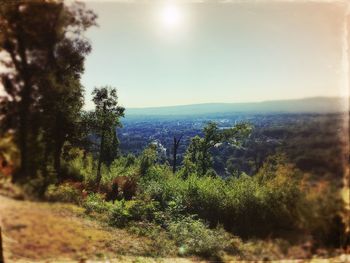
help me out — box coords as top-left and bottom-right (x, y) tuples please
(120, 112), (348, 183)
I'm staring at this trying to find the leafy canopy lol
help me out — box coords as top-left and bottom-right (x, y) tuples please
(183, 122), (252, 176)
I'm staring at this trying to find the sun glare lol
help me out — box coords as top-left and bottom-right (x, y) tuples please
(160, 3), (183, 29)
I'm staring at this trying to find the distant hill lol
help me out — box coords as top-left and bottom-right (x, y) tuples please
(126, 97), (348, 116)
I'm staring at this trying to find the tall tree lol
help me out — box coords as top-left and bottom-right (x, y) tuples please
(89, 87), (125, 187)
(183, 122), (252, 177)
(41, 35), (95, 178)
(0, 0), (96, 182)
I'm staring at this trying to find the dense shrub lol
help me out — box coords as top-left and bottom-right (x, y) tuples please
(61, 148), (96, 187)
(107, 195), (232, 257)
(301, 181), (347, 247)
(83, 192), (112, 214)
(139, 168), (185, 207)
(139, 145), (158, 176)
(54, 147), (345, 251)
(109, 155), (137, 174)
(168, 216), (232, 256)
(108, 199), (160, 227)
(108, 200), (133, 227)
(45, 183), (82, 204)
(136, 155), (344, 241)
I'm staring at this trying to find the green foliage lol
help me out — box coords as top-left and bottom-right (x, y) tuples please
(139, 171), (186, 209)
(224, 115), (347, 181)
(138, 154), (341, 240)
(183, 122), (252, 177)
(0, 0), (96, 182)
(83, 192), (112, 214)
(42, 144), (345, 256)
(87, 86), (125, 186)
(108, 155), (139, 178)
(108, 199), (160, 227)
(43, 147), (345, 251)
(61, 148), (96, 187)
(168, 216), (232, 256)
(44, 150), (346, 252)
(140, 144), (158, 176)
(45, 183), (82, 204)
(107, 194), (231, 257)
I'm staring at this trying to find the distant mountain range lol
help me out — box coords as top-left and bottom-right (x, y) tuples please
(126, 97), (349, 116)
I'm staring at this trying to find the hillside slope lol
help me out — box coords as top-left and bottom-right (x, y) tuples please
(0, 195), (201, 263)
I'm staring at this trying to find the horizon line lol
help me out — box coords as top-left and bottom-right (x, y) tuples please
(124, 96), (348, 110)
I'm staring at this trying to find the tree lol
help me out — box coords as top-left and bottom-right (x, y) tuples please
(0, 0), (96, 182)
(172, 135), (182, 174)
(140, 144), (158, 176)
(40, 44), (92, 179)
(183, 122), (252, 177)
(100, 128), (120, 166)
(89, 87), (125, 187)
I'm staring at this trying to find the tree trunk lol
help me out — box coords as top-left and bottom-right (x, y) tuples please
(54, 143), (63, 180)
(54, 114), (64, 179)
(96, 131), (105, 187)
(0, 227), (4, 263)
(13, 77), (31, 183)
(172, 135), (182, 174)
(96, 103), (108, 188)
(15, 111), (28, 182)
(172, 137), (176, 174)
(12, 34), (31, 183)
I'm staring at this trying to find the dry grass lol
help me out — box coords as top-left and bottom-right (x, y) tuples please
(0, 195), (163, 262)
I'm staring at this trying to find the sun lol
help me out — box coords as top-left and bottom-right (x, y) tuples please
(160, 3), (183, 29)
(154, 1), (190, 41)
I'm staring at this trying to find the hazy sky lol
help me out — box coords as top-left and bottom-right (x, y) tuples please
(81, 0), (349, 109)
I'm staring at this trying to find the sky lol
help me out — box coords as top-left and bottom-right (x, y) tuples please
(80, 0), (349, 109)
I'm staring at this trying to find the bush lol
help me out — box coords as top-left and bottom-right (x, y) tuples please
(45, 183), (82, 204)
(97, 155), (140, 193)
(301, 181), (347, 247)
(108, 199), (160, 227)
(61, 148), (96, 187)
(108, 200), (132, 227)
(107, 196), (231, 257)
(139, 145), (157, 176)
(86, 153), (345, 250)
(168, 216), (232, 257)
(128, 221), (177, 257)
(184, 174), (226, 227)
(139, 171), (186, 207)
(83, 192), (112, 214)
(22, 169), (58, 198)
(138, 157), (309, 238)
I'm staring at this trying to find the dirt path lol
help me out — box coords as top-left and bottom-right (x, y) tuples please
(0, 195), (202, 263)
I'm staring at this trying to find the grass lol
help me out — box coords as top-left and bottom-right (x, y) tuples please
(0, 195), (169, 262)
